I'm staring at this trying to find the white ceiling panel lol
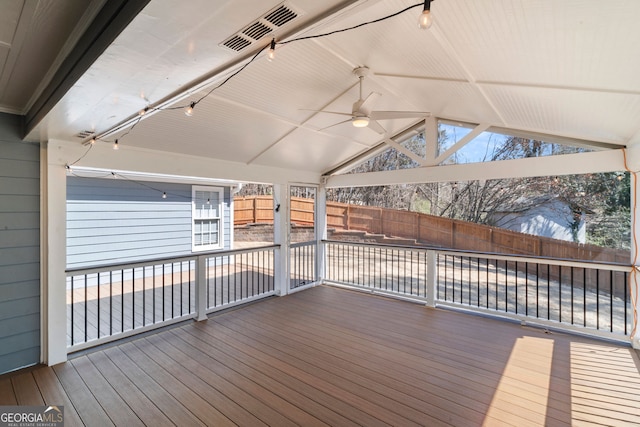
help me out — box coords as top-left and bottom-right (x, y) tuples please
(483, 84), (640, 144)
(0, 0), (22, 45)
(374, 75), (503, 125)
(107, 95), (298, 164)
(308, 0), (468, 81)
(251, 126), (366, 173)
(211, 39), (357, 124)
(8, 0), (640, 177)
(437, 0), (640, 92)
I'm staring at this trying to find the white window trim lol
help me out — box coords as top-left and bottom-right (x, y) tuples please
(192, 185), (224, 252)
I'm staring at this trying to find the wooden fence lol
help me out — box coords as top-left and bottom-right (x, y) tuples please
(234, 196), (630, 264)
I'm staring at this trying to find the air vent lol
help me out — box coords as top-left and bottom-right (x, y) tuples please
(219, 2), (302, 53)
(223, 35), (252, 52)
(243, 22), (272, 40)
(76, 130), (95, 139)
(265, 5), (298, 27)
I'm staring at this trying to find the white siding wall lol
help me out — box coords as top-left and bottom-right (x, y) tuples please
(66, 176), (231, 269)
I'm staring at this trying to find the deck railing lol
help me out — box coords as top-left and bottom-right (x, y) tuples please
(290, 241), (317, 290)
(66, 245), (278, 351)
(323, 240), (633, 340)
(204, 246), (277, 310)
(67, 239), (632, 351)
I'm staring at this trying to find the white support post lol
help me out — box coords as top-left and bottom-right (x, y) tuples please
(424, 116), (439, 164)
(316, 185), (328, 283)
(195, 255), (208, 321)
(426, 250), (437, 307)
(43, 144), (68, 365)
(273, 184), (290, 296)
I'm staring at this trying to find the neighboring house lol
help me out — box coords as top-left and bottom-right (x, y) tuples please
(488, 195), (588, 243)
(66, 175), (234, 269)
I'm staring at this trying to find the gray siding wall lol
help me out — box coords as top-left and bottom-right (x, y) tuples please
(67, 176), (231, 269)
(0, 113), (40, 374)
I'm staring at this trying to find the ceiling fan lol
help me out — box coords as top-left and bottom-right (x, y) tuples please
(307, 66), (430, 134)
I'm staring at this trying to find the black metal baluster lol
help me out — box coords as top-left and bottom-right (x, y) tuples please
(535, 263), (539, 318)
(162, 264), (165, 321)
(514, 261), (518, 314)
(97, 272), (101, 338)
(110, 270), (113, 335)
(596, 270), (600, 330)
(171, 262), (175, 318)
(152, 266), (156, 324)
(132, 268), (135, 330)
(84, 274), (88, 342)
(485, 259), (489, 308)
(624, 271), (629, 335)
(571, 267), (574, 325)
(558, 266), (562, 323)
(142, 268), (146, 327)
(495, 261), (499, 311)
(546, 264), (550, 320)
(583, 268), (587, 327)
(451, 255), (455, 302)
(70, 276), (74, 345)
(525, 263), (528, 316)
(504, 260), (509, 313)
(121, 269), (124, 332)
(610, 270), (614, 332)
(468, 256), (472, 304)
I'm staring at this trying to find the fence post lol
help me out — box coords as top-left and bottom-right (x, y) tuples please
(426, 250), (437, 307)
(253, 196), (257, 223)
(195, 255), (207, 321)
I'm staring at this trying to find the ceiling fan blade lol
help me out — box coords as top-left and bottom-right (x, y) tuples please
(367, 119), (386, 134)
(370, 111), (431, 120)
(300, 109), (352, 117)
(358, 92), (381, 115)
(317, 118), (352, 132)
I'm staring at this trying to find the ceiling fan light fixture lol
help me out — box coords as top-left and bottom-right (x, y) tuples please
(352, 116), (369, 128)
(418, 0), (434, 29)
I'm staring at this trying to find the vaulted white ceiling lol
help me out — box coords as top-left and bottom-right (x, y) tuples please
(7, 0), (640, 177)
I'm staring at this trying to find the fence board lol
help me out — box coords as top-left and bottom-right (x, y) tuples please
(234, 196), (630, 263)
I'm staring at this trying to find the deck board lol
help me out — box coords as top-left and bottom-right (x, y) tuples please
(31, 368), (84, 427)
(3, 285), (640, 426)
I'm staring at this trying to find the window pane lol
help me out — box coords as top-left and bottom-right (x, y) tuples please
(194, 219), (219, 246)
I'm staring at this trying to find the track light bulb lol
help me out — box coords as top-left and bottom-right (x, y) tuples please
(90, 137), (96, 145)
(162, 192), (167, 199)
(418, 0), (434, 29)
(352, 116), (369, 128)
(185, 102), (195, 116)
(268, 39), (276, 62)
(113, 139), (119, 150)
(139, 106), (149, 116)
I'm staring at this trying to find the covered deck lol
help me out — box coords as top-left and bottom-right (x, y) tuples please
(3, 285), (640, 426)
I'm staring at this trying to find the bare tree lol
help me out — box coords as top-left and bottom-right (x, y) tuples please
(326, 132), (630, 249)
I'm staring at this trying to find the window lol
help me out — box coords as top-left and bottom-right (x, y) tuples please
(192, 186), (224, 251)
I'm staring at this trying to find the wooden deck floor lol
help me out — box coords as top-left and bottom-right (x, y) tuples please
(3, 285), (640, 426)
